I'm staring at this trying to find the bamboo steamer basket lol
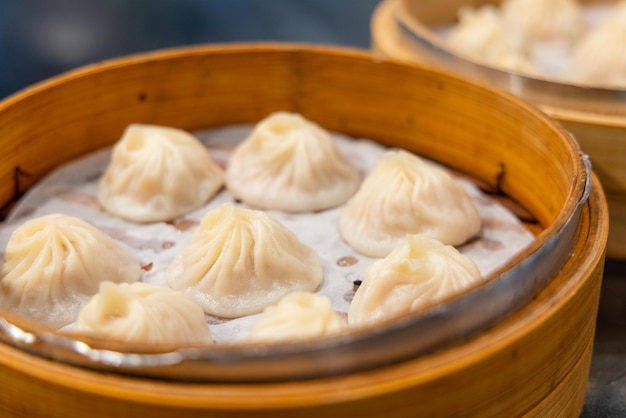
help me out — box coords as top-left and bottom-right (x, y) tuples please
(372, 0), (626, 259)
(0, 44), (608, 417)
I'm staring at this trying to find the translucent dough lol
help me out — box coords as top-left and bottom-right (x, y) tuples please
(339, 150), (481, 258)
(246, 292), (347, 342)
(501, 0), (585, 47)
(348, 234), (483, 326)
(166, 203), (323, 318)
(97, 124), (224, 223)
(74, 281), (212, 345)
(570, 15), (626, 86)
(225, 112), (361, 212)
(0, 214), (141, 328)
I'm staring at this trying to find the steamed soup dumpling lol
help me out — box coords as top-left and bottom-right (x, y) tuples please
(501, 0), (585, 47)
(97, 124), (224, 223)
(447, 6), (539, 75)
(246, 292), (347, 342)
(74, 281), (212, 345)
(448, 6), (507, 59)
(0, 214), (141, 328)
(225, 112), (361, 212)
(339, 150), (481, 258)
(348, 234), (483, 326)
(570, 14), (626, 86)
(166, 203), (323, 318)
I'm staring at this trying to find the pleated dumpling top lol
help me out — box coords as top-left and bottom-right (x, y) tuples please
(166, 203), (323, 318)
(74, 281), (212, 346)
(348, 234), (483, 326)
(226, 112), (361, 212)
(339, 150), (481, 258)
(0, 214), (141, 328)
(97, 124), (224, 223)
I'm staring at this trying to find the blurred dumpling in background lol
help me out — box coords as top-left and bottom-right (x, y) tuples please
(226, 112), (361, 212)
(448, 5), (507, 58)
(500, 0), (585, 48)
(0, 214), (141, 328)
(246, 291), (347, 342)
(348, 234), (483, 327)
(339, 150), (481, 258)
(73, 281), (212, 346)
(166, 203), (323, 318)
(447, 5), (538, 74)
(97, 124), (224, 223)
(569, 7), (626, 86)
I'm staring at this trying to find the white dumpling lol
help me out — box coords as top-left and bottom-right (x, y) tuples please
(73, 281), (212, 346)
(501, 0), (585, 47)
(0, 214), (141, 328)
(338, 150), (481, 258)
(348, 234), (483, 327)
(246, 292), (347, 342)
(448, 6), (515, 59)
(225, 112), (361, 212)
(569, 14), (626, 86)
(97, 123), (224, 223)
(448, 6), (539, 75)
(448, 6), (504, 58)
(166, 203), (323, 318)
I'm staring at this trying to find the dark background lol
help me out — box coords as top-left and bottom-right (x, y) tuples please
(0, 0), (380, 99)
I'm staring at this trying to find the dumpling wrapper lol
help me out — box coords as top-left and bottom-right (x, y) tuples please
(448, 5), (539, 74)
(0, 214), (141, 328)
(97, 123), (224, 223)
(225, 112), (361, 212)
(500, 0), (585, 48)
(348, 234), (483, 327)
(73, 281), (212, 346)
(246, 291), (347, 342)
(166, 203), (323, 318)
(339, 150), (481, 258)
(448, 5), (507, 58)
(570, 13), (626, 86)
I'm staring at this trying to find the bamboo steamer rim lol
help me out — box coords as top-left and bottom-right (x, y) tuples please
(0, 43), (592, 383)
